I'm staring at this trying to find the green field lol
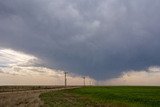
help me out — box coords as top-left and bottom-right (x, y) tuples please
(40, 86), (160, 107)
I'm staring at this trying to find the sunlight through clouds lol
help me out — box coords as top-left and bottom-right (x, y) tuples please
(0, 48), (38, 66)
(0, 48), (95, 85)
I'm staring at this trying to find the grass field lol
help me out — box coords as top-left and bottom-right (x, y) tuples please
(40, 86), (160, 107)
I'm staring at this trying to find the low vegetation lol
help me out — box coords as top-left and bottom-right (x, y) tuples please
(0, 86), (72, 107)
(40, 86), (160, 107)
(0, 86), (65, 92)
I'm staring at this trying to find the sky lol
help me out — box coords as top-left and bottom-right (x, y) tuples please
(0, 0), (160, 85)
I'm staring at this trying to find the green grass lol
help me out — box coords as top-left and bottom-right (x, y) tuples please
(40, 86), (160, 107)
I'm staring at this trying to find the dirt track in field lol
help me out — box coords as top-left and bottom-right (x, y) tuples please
(0, 87), (78, 107)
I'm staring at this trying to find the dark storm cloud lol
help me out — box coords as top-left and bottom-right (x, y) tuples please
(0, 0), (160, 80)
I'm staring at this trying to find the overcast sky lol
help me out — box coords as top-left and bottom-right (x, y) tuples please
(0, 0), (160, 85)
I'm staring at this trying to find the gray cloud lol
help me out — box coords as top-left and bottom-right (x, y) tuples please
(0, 0), (160, 80)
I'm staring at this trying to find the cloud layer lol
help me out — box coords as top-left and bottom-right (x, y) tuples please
(102, 66), (160, 86)
(0, 0), (160, 80)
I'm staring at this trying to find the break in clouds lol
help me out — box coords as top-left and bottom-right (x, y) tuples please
(0, 49), (95, 85)
(1, 0), (160, 81)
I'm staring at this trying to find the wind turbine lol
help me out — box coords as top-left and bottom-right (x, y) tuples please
(83, 76), (86, 86)
(64, 72), (68, 87)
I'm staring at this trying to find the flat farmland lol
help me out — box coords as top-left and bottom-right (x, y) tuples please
(0, 86), (76, 107)
(40, 86), (160, 107)
(0, 86), (65, 93)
